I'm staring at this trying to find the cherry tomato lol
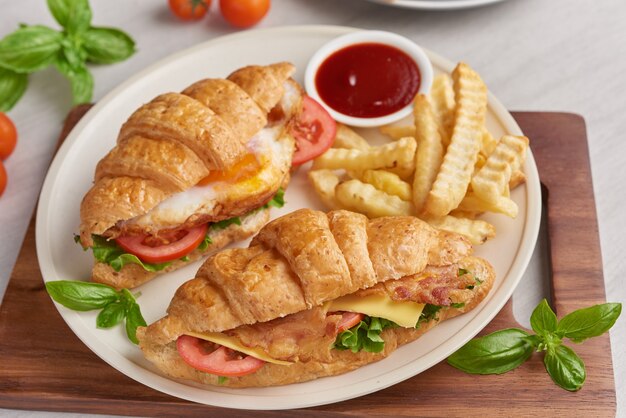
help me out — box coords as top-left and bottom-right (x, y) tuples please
(116, 224), (208, 263)
(0, 160), (7, 197)
(168, 0), (211, 20)
(291, 96), (337, 166)
(177, 335), (265, 377)
(334, 312), (365, 333)
(219, 0), (270, 28)
(0, 113), (17, 160)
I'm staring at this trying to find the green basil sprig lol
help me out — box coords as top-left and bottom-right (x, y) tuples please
(447, 299), (621, 391)
(0, 0), (135, 111)
(45, 280), (147, 344)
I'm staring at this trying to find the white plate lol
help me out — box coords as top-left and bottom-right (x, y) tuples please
(365, 0), (510, 11)
(36, 25), (541, 410)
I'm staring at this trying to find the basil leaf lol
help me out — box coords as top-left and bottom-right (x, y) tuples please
(530, 299), (558, 336)
(125, 301), (147, 345)
(556, 303), (622, 343)
(544, 344), (586, 391)
(96, 301), (125, 328)
(0, 67), (28, 112)
(59, 36), (87, 70)
(0, 25), (62, 73)
(82, 27), (136, 64)
(55, 55), (93, 104)
(45, 280), (119, 311)
(47, 0), (92, 34)
(447, 328), (535, 374)
(67, 64), (93, 104)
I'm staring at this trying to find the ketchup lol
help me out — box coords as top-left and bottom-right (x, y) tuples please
(315, 43), (421, 118)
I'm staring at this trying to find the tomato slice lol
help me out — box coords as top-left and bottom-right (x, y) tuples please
(115, 224), (208, 264)
(334, 311), (365, 333)
(291, 96), (337, 166)
(177, 335), (265, 377)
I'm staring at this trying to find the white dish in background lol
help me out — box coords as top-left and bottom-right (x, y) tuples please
(305, 30), (433, 127)
(365, 0), (511, 11)
(36, 25), (541, 410)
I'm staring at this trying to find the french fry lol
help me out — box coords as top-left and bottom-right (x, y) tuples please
(509, 169), (526, 189)
(379, 125), (415, 140)
(412, 94), (444, 214)
(335, 179), (413, 218)
(360, 169), (412, 201)
(474, 153), (487, 174)
(429, 73), (455, 147)
(458, 192), (518, 218)
(313, 136), (417, 172)
(332, 124), (370, 151)
(471, 135), (529, 204)
(425, 63), (488, 218)
(308, 170), (340, 210)
(426, 215), (496, 245)
(480, 128), (498, 158)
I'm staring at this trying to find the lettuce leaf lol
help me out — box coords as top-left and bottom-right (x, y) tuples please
(211, 216), (242, 231)
(416, 304), (442, 329)
(263, 187), (285, 209)
(84, 235), (171, 272)
(333, 316), (399, 353)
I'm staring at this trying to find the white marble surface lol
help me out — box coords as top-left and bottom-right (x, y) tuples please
(0, 0), (624, 416)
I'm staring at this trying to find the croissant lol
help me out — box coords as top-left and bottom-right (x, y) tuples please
(138, 209), (495, 388)
(78, 62), (302, 289)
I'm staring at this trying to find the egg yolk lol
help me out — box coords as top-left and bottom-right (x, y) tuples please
(197, 153), (262, 186)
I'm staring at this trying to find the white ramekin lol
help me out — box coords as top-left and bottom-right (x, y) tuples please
(304, 30), (433, 128)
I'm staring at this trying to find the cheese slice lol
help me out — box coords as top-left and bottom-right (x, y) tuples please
(187, 331), (293, 366)
(328, 294), (425, 328)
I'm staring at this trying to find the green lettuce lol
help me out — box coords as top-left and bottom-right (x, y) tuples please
(85, 235), (171, 272)
(333, 316), (399, 353)
(263, 187), (285, 209)
(415, 304), (443, 329)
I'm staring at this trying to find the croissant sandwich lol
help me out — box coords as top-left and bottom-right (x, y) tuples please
(137, 208), (495, 388)
(78, 62), (303, 289)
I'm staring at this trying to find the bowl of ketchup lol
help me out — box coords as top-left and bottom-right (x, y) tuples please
(305, 31), (433, 128)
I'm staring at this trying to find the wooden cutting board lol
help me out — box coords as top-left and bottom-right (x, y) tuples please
(0, 111), (615, 417)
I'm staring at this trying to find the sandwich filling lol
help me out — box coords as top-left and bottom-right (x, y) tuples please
(78, 190), (285, 272)
(175, 265), (485, 380)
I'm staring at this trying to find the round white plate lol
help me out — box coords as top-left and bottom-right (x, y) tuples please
(36, 25), (541, 410)
(365, 0), (510, 11)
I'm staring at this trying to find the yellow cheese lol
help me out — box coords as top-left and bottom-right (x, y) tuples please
(187, 331), (293, 366)
(328, 294), (425, 328)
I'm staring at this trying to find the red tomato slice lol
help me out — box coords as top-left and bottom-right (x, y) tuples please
(334, 311), (365, 333)
(116, 224), (208, 264)
(291, 96), (337, 166)
(177, 335), (265, 377)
